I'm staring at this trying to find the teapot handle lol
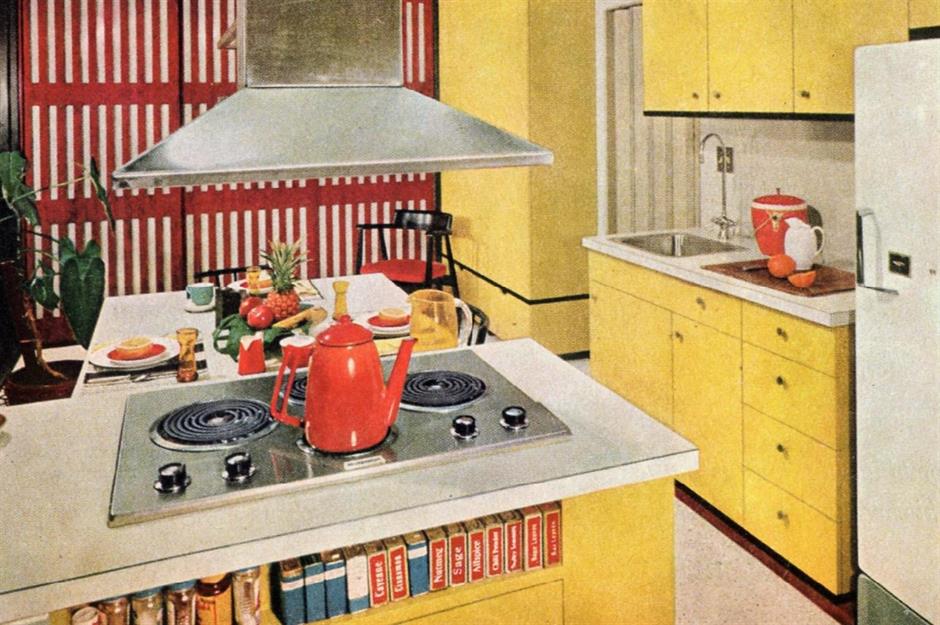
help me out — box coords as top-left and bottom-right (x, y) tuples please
(455, 298), (473, 347)
(812, 226), (825, 255)
(270, 359), (303, 427)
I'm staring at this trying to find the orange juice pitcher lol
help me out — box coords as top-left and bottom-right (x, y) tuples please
(408, 289), (471, 352)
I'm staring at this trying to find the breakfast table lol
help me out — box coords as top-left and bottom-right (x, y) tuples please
(73, 273), (410, 396)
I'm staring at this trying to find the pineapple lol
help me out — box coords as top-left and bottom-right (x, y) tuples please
(261, 240), (305, 321)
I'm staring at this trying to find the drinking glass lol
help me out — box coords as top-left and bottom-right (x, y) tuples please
(176, 327), (199, 382)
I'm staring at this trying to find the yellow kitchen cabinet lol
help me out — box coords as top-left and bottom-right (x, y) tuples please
(643, 0), (708, 112)
(587, 252), (855, 594)
(793, 0), (907, 114)
(672, 316), (743, 523)
(708, 0), (794, 113)
(590, 281), (674, 425)
(910, 0), (940, 28)
(402, 582), (563, 625)
(439, 0), (596, 354)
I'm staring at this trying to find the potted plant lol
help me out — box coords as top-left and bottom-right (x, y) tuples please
(0, 150), (113, 404)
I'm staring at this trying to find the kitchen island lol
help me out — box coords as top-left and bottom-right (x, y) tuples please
(0, 339), (697, 625)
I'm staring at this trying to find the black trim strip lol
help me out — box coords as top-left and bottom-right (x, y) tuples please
(560, 350), (590, 361)
(453, 260), (589, 306)
(644, 110), (852, 122)
(910, 26), (940, 40)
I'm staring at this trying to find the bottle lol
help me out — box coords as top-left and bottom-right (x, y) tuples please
(195, 574), (232, 625)
(97, 596), (129, 625)
(231, 567), (262, 625)
(165, 580), (197, 625)
(130, 588), (164, 625)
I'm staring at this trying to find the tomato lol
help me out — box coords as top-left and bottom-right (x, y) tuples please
(246, 304), (275, 329)
(767, 254), (796, 278)
(787, 270), (817, 288)
(239, 296), (264, 318)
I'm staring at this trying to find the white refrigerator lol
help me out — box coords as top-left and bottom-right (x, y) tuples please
(855, 40), (940, 625)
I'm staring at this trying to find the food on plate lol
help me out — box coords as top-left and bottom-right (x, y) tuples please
(787, 270), (817, 288)
(239, 296), (264, 318)
(247, 304), (275, 329)
(113, 336), (154, 359)
(261, 241), (305, 320)
(378, 307), (408, 324)
(767, 254), (797, 278)
(273, 306), (328, 329)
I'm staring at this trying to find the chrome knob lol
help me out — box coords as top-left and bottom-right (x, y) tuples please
(501, 406), (528, 431)
(154, 462), (191, 494)
(223, 451), (256, 483)
(452, 415), (478, 440)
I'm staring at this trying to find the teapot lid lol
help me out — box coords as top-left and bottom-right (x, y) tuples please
(316, 315), (373, 346)
(753, 188), (807, 209)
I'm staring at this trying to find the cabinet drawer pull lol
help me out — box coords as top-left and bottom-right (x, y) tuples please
(775, 375), (786, 387)
(776, 510), (789, 524)
(713, 91), (722, 99)
(800, 90), (811, 99)
(775, 326), (788, 340)
(695, 296), (706, 309)
(674, 331), (684, 342)
(775, 443), (787, 455)
(691, 91), (700, 99)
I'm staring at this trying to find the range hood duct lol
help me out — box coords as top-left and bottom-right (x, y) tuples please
(111, 0), (553, 190)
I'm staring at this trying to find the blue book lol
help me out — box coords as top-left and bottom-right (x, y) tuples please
(321, 549), (348, 617)
(342, 544), (369, 613)
(301, 554), (327, 622)
(277, 559), (306, 625)
(404, 531), (429, 597)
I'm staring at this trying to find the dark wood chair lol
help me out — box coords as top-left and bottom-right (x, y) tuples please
(460, 302), (490, 345)
(355, 210), (460, 297)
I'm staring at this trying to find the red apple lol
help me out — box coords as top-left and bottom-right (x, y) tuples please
(239, 296), (264, 318)
(246, 304), (274, 329)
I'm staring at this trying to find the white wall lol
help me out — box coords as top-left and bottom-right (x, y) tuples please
(698, 118), (855, 269)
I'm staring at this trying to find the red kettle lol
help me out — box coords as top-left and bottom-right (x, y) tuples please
(270, 316), (417, 453)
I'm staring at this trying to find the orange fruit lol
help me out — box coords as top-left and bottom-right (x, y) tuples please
(767, 254), (797, 278)
(787, 270), (817, 288)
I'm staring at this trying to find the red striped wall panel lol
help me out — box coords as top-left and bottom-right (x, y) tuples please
(19, 0), (436, 342)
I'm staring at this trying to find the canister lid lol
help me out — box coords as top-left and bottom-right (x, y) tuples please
(165, 579), (196, 591)
(197, 573), (228, 584)
(130, 587), (163, 599)
(752, 188), (807, 210)
(316, 315), (372, 346)
(71, 606), (102, 625)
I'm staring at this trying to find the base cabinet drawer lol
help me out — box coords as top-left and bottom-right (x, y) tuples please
(742, 303), (845, 375)
(744, 470), (848, 594)
(743, 406), (838, 519)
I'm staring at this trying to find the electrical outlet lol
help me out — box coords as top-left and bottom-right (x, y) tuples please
(716, 146), (734, 173)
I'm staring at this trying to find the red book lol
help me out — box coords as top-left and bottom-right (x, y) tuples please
(539, 502), (563, 567)
(465, 518), (486, 583)
(522, 506), (543, 570)
(364, 540), (389, 607)
(483, 514), (504, 577)
(500, 510), (523, 573)
(382, 536), (410, 602)
(444, 523), (467, 586)
(426, 527), (448, 591)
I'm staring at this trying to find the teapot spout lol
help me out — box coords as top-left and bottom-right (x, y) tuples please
(382, 337), (418, 428)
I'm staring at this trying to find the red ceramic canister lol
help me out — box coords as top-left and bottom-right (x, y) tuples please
(751, 189), (808, 256)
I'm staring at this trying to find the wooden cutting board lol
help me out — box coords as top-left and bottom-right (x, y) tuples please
(701, 260), (855, 297)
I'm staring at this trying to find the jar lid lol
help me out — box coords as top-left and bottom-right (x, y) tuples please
(130, 587), (163, 599)
(752, 188), (807, 209)
(166, 580), (196, 591)
(316, 315), (372, 346)
(71, 606), (102, 625)
(197, 573), (228, 584)
(233, 566), (260, 574)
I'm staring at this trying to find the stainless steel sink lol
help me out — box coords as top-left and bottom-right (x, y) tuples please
(615, 232), (743, 257)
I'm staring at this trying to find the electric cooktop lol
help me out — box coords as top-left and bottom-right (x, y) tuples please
(108, 349), (571, 526)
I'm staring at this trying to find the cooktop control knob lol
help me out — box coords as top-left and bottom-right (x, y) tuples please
(222, 451), (256, 483)
(451, 415), (478, 440)
(500, 405), (528, 431)
(154, 462), (191, 494)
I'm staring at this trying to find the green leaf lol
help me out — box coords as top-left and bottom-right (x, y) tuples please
(59, 255), (105, 348)
(87, 158), (115, 231)
(212, 314), (252, 361)
(0, 152), (38, 225)
(27, 266), (59, 310)
(262, 326), (291, 344)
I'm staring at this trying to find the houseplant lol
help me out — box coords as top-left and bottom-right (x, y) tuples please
(0, 150), (113, 403)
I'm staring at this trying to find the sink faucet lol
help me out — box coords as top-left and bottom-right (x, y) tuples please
(699, 133), (737, 241)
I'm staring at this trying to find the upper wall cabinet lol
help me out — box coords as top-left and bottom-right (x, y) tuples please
(910, 0), (940, 29)
(794, 0), (907, 114)
(643, 0), (908, 114)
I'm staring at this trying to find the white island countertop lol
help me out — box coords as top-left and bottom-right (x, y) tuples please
(0, 339), (697, 622)
(583, 230), (855, 327)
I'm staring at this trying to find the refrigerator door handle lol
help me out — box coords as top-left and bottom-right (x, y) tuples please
(856, 209), (899, 295)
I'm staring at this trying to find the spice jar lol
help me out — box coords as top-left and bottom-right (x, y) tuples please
(195, 574), (232, 625)
(231, 567), (261, 625)
(131, 588), (164, 625)
(71, 606), (103, 625)
(97, 596), (129, 625)
(165, 580), (196, 625)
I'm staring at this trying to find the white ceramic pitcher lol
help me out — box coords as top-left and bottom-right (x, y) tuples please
(783, 217), (824, 271)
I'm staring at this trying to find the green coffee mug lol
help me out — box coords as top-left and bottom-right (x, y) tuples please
(186, 282), (215, 306)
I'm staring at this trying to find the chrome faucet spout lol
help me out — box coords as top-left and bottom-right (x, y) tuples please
(699, 133), (736, 241)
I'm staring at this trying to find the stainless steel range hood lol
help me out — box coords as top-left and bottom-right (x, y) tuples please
(111, 0), (552, 190)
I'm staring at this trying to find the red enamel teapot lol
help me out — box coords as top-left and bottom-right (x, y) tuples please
(270, 317), (417, 453)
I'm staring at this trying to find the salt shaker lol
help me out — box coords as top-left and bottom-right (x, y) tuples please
(332, 280), (349, 320)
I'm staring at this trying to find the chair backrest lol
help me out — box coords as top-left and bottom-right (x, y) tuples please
(193, 265), (269, 287)
(461, 302), (490, 345)
(393, 209), (453, 233)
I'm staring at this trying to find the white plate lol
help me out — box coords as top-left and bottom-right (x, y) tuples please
(89, 336), (179, 370)
(356, 313), (411, 337)
(226, 278), (273, 295)
(184, 301), (215, 313)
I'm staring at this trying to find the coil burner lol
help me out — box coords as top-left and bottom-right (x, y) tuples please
(150, 398), (278, 451)
(288, 376), (308, 406)
(399, 370), (487, 413)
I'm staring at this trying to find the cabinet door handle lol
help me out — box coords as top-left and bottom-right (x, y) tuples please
(799, 90), (811, 99)
(776, 327), (788, 340)
(776, 510), (789, 524)
(691, 91), (700, 99)
(775, 375), (786, 387)
(775, 443), (787, 455)
(713, 91), (722, 99)
(674, 331), (684, 342)
(695, 296), (706, 310)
